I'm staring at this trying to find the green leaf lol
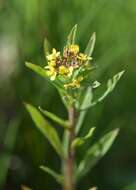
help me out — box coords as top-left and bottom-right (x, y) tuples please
(91, 70), (125, 106)
(40, 165), (64, 184)
(76, 128), (119, 180)
(25, 103), (63, 157)
(25, 62), (48, 79)
(67, 24), (77, 45)
(72, 127), (95, 149)
(39, 107), (70, 129)
(84, 32), (96, 57)
(44, 37), (51, 56)
(76, 87), (93, 134)
(79, 70), (125, 111)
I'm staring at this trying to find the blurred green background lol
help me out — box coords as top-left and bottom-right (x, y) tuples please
(0, 0), (136, 189)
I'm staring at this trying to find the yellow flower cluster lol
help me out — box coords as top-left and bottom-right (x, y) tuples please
(45, 44), (92, 88)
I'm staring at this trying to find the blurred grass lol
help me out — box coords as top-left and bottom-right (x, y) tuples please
(0, 0), (136, 189)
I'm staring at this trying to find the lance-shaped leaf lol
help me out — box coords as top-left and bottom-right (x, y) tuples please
(67, 24), (77, 45)
(91, 70), (125, 107)
(25, 62), (66, 93)
(76, 87), (93, 134)
(25, 103), (63, 157)
(39, 107), (70, 129)
(25, 62), (48, 79)
(84, 32), (96, 58)
(76, 128), (119, 180)
(72, 127), (95, 149)
(40, 165), (64, 184)
(44, 37), (51, 56)
(79, 70), (125, 111)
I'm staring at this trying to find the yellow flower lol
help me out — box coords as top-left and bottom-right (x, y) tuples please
(68, 66), (74, 77)
(59, 65), (69, 75)
(69, 44), (79, 54)
(78, 53), (92, 62)
(46, 48), (60, 61)
(59, 65), (74, 76)
(46, 66), (57, 81)
(64, 77), (83, 89)
(48, 60), (56, 67)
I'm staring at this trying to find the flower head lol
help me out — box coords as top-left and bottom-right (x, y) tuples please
(78, 53), (92, 62)
(69, 44), (79, 54)
(46, 48), (60, 61)
(44, 44), (93, 87)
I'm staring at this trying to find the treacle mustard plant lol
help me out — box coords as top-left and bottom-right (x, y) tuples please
(24, 25), (124, 190)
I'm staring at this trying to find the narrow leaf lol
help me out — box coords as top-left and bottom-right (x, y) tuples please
(39, 107), (70, 129)
(25, 62), (48, 79)
(44, 37), (51, 56)
(84, 32), (96, 57)
(80, 70), (125, 111)
(76, 87), (93, 134)
(67, 24), (77, 45)
(40, 165), (64, 184)
(72, 127), (95, 149)
(91, 70), (125, 106)
(25, 103), (63, 157)
(76, 128), (119, 180)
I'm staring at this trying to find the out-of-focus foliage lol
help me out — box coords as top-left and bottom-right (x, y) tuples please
(0, 0), (136, 190)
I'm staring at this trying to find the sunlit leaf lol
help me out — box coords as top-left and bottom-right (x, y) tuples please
(40, 165), (64, 184)
(67, 24), (77, 45)
(39, 107), (70, 129)
(25, 103), (63, 157)
(76, 128), (119, 180)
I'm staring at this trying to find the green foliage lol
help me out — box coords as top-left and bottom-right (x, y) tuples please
(67, 24), (77, 45)
(39, 107), (70, 129)
(76, 87), (93, 134)
(40, 165), (64, 184)
(25, 25), (124, 189)
(91, 70), (125, 107)
(76, 128), (119, 180)
(24, 103), (63, 157)
(71, 127), (95, 149)
(84, 32), (96, 58)
(25, 62), (48, 79)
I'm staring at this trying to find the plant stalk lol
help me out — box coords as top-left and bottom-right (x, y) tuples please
(63, 106), (76, 190)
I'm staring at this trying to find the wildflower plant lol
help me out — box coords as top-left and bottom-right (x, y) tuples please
(25, 25), (124, 190)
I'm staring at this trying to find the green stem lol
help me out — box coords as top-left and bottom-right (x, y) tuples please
(63, 106), (76, 190)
